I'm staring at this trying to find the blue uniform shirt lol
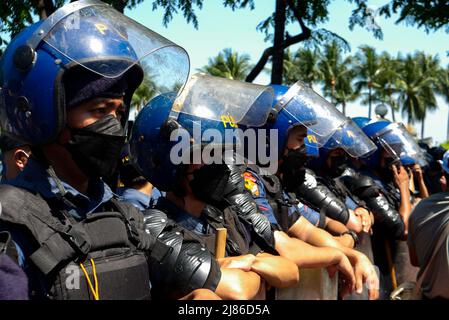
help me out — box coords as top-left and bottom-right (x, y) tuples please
(0, 158), (114, 269)
(156, 197), (209, 236)
(118, 187), (163, 211)
(244, 167), (321, 228)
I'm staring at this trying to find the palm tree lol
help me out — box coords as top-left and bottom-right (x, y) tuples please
(396, 53), (438, 139)
(372, 52), (401, 121)
(353, 46), (382, 118)
(436, 64), (449, 141)
(415, 52), (440, 139)
(131, 63), (158, 118)
(319, 41), (355, 114)
(198, 48), (252, 81)
(131, 78), (157, 110)
(333, 68), (359, 116)
(283, 47), (323, 87)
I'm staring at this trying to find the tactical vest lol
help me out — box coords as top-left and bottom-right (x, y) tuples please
(0, 184), (153, 300)
(247, 166), (299, 232)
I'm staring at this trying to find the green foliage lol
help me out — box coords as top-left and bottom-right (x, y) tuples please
(0, 0), (145, 52)
(151, 0), (204, 29)
(379, 0), (449, 33)
(318, 41), (357, 114)
(396, 52), (438, 124)
(198, 48), (252, 80)
(440, 140), (449, 150)
(282, 47), (322, 86)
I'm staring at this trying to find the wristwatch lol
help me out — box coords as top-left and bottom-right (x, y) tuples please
(340, 230), (359, 248)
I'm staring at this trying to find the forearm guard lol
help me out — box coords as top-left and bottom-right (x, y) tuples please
(143, 209), (221, 300)
(295, 169), (350, 224)
(345, 175), (405, 239)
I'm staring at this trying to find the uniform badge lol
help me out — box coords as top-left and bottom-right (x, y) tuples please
(244, 172), (260, 196)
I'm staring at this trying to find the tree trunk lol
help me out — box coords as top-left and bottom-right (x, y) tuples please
(342, 101), (346, 116)
(36, 0), (56, 20)
(447, 108), (449, 141)
(368, 85), (372, 118)
(331, 83), (335, 105)
(107, 0), (128, 13)
(271, 0), (287, 85)
(391, 105), (396, 122)
(421, 118), (425, 140)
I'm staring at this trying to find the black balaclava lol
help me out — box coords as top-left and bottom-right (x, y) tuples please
(279, 144), (308, 192)
(327, 154), (348, 178)
(189, 164), (232, 204)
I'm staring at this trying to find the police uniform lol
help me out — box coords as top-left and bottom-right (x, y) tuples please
(0, 0), (217, 300)
(244, 166), (324, 232)
(156, 197), (262, 257)
(119, 187), (163, 211)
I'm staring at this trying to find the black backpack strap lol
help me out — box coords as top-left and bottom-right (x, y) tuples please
(0, 184), (92, 276)
(112, 198), (174, 263)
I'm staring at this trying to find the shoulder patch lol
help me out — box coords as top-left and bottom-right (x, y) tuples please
(244, 172), (260, 197)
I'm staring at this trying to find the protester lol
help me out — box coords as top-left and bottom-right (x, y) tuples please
(407, 192), (449, 299)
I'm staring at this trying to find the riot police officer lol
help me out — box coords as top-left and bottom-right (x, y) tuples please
(356, 118), (426, 298)
(0, 0), (220, 300)
(238, 81), (379, 299)
(130, 74), (301, 299)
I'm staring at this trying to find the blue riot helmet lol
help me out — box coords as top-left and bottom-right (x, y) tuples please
(170, 73), (275, 167)
(0, 0), (190, 145)
(321, 118), (377, 158)
(267, 81), (349, 148)
(310, 118), (377, 170)
(130, 92), (179, 192)
(171, 73), (274, 142)
(130, 74), (276, 191)
(352, 117), (373, 129)
(263, 84), (319, 159)
(442, 150), (449, 174)
(361, 121), (427, 168)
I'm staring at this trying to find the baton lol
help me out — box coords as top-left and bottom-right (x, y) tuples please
(215, 228), (227, 259)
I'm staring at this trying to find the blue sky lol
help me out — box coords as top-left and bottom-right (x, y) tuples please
(125, 0), (449, 145)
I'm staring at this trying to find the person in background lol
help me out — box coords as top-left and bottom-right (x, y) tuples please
(0, 135), (31, 182)
(118, 145), (163, 210)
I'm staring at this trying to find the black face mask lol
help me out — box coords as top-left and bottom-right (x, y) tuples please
(328, 155), (348, 178)
(65, 115), (126, 178)
(279, 145), (308, 192)
(189, 164), (232, 204)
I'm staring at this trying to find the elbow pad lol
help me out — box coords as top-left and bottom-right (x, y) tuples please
(226, 191), (277, 254)
(143, 209), (221, 299)
(295, 169), (350, 224)
(219, 164), (277, 254)
(348, 175), (405, 239)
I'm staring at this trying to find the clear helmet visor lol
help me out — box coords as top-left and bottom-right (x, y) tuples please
(35, 0), (189, 95)
(377, 123), (423, 162)
(276, 80), (347, 147)
(171, 73), (274, 127)
(325, 119), (377, 158)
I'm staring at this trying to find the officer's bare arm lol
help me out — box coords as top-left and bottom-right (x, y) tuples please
(288, 216), (379, 299)
(215, 268), (264, 300)
(251, 252), (300, 288)
(179, 289), (223, 300)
